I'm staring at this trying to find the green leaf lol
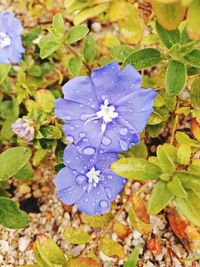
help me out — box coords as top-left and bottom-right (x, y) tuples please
(148, 107), (170, 125)
(22, 27), (42, 47)
(175, 131), (200, 147)
(39, 36), (61, 59)
(52, 13), (65, 37)
(190, 78), (200, 108)
(0, 147), (31, 181)
(35, 90), (55, 113)
(73, 3), (109, 25)
(176, 191), (200, 226)
(167, 175), (187, 198)
(155, 21), (180, 49)
(14, 162), (34, 181)
(67, 56), (82, 76)
(0, 197), (29, 229)
(0, 64), (11, 84)
(66, 25), (89, 44)
(27, 65), (42, 77)
(81, 213), (112, 228)
(123, 48), (162, 70)
(177, 144), (191, 165)
(64, 226), (90, 245)
(165, 60), (186, 96)
(147, 180), (174, 215)
(111, 45), (134, 62)
(82, 34), (98, 64)
(157, 144), (176, 174)
(184, 49), (200, 68)
(100, 238), (125, 259)
(152, 1), (185, 30)
(66, 258), (101, 267)
(0, 98), (19, 121)
(33, 150), (47, 167)
(186, 0), (200, 40)
(39, 125), (62, 139)
(34, 239), (67, 267)
(123, 245), (140, 267)
(111, 158), (162, 180)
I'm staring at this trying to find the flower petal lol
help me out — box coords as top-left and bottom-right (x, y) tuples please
(63, 145), (94, 173)
(91, 63), (141, 104)
(117, 88), (157, 132)
(55, 98), (95, 121)
(77, 183), (110, 215)
(62, 76), (98, 109)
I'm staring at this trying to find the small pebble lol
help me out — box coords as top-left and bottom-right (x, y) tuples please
(18, 237), (31, 252)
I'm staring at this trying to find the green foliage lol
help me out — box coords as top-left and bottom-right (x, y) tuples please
(123, 48), (162, 70)
(165, 60), (186, 96)
(123, 245), (140, 267)
(66, 25), (89, 44)
(64, 226), (90, 245)
(0, 147), (31, 181)
(0, 197), (29, 229)
(34, 239), (67, 267)
(100, 238), (125, 259)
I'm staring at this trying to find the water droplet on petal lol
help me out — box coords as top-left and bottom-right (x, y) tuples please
(65, 115), (71, 120)
(101, 95), (106, 100)
(80, 132), (86, 138)
(120, 139), (129, 151)
(66, 135), (74, 143)
(105, 187), (112, 199)
(66, 185), (74, 192)
(108, 175), (113, 180)
(99, 200), (109, 208)
(76, 175), (86, 186)
(83, 147), (95, 155)
(120, 127), (128, 136)
(82, 138), (89, 142)
(84, 198), (89, 202)
(102, 136), (111, 146)
(72, 170), (78, 175)
(92, 202), (95, 206)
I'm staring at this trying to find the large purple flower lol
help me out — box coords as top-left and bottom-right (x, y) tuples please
(0, 11), (24, 64)
(55, 62), (156, 155)
(55, 145), (126, 215)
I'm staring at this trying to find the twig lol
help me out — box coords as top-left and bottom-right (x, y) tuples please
(80, 192), (134, 257)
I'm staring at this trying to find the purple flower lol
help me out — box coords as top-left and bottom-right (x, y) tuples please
(0, 11), (24, 64)
(55, 62), (156, 155)
(12, 118), (35, 142)
(55, 145), (126, 215)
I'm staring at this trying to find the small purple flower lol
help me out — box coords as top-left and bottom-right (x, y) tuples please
(55, 62), (156, 155)
(12, 118), (34, 142)
(55, 145), (126, 215)
(0, 11), (24, 64)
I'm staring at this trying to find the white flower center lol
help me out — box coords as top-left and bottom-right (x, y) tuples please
(96, 99), (118, 124)
(0, 32), (11, 48)
(84, 99), (118, 133)
(86, 167), (102, 187)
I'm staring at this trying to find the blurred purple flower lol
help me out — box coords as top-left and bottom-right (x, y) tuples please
(55, 62), (156, 155)
(12, 118), (34, 142)
(55, 145), (126, 215)
(0, 11), (24, 64)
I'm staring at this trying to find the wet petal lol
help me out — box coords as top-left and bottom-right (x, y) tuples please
(77, 183), (110, 215)
(58, 184), (86, 205)
(91, 63), (141, 104)
(117, 88), (157, 132)
(101, 171), (126, 201)
(55, 98), (95, 121)
(2, 12), (23, 36)
(62, 76), (99, 109)
(63, 145), (93, 173)
(99, 119), (140, 153)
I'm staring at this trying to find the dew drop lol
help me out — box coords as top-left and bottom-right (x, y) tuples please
(99, 200), (108, 208)
(101, 95), (106, 100)
(120, 139), (129, 150)
(79, 132), (86, 138)
(108, 175), (113, 180)
(105, 187), (112, 199)
(119, 127), (128, 136)
(84, 198), (89, 202)
(72, 170), (78, 175)
(83, 147), (95, 155)
(102, 136), (111, 146)
(67, 135), (74, 143)
(82, 138), (89, 142)
(76, 175), (86, 186)
(65, 115), (71, 120)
